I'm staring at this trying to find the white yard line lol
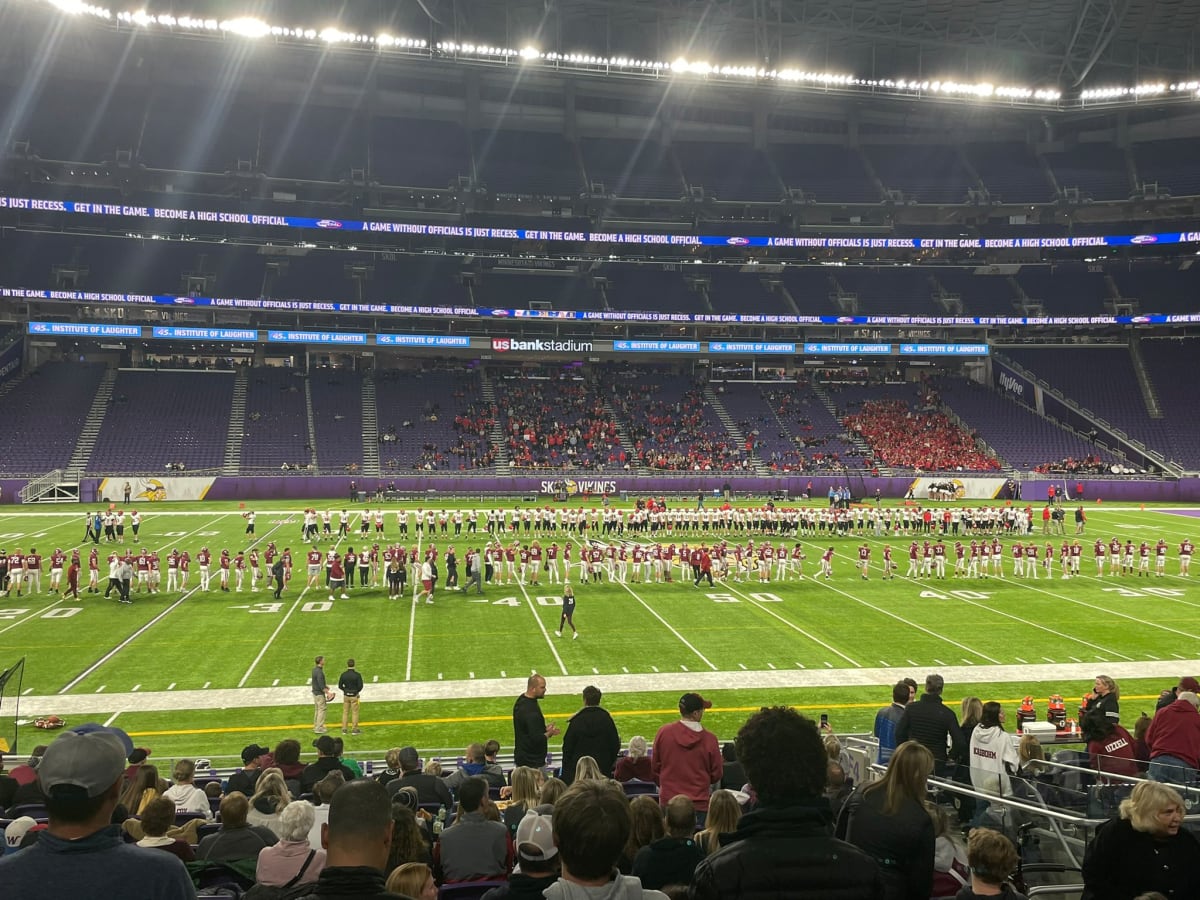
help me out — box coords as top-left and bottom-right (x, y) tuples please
(512, 578), (569, 675)
(720, 581), (863, 668)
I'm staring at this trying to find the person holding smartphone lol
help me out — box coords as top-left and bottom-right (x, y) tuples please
(556, 584), (578, 639)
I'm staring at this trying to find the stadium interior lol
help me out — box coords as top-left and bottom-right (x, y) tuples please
(1, 0), (1200, 897)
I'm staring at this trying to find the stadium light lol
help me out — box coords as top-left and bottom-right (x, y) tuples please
(47, 0), (109, 16)
(220, 17), (271, 39)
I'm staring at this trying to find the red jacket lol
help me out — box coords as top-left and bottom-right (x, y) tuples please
(651, 720), (723, 811)
(1146, 698), (1200, 768)
(1088, 724), (1140, 782)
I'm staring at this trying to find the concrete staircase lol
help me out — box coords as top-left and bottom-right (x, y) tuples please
(809, 381), (889, 475)
(66, 367), (117, 472)
(703, 385), (770, 475)
(222, 367), (248, 475)
(478, 369), (510, 468)
(601, 399), (646, 473)
(1128, 337), (1163, 419)
(361, 374), (381, 477)
(303, 377), (320, 471)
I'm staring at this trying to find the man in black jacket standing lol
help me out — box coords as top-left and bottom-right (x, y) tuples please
(895, 673), (966, 776)
(338, 659), (364, 735)
(513, 674), (560, 769)
(689, 706), (884, 900)
(561, 685), (621, 783)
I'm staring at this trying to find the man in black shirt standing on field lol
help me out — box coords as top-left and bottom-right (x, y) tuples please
(895, 672), (965, 777)
(513, 674), (560, 768)
(338, 659), (364, 735)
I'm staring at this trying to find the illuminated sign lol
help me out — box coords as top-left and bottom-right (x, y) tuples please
(803, 343), (893, 355)
(898, 343), (990, 355)
(267, 331), (367, 345)
(613, 340), (702, 353)
(709, 341), (796, 354)
(376, 334), (471, 347)
(27, 321), (140, 337)
(152, 326), (258, 341)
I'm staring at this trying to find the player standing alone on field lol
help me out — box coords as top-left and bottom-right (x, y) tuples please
(556, 584), (578, 639)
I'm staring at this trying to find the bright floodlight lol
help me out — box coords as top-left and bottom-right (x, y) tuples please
(220, 17), (271, 39)
(519, 46), (539, 60)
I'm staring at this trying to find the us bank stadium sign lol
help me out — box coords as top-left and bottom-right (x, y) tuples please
(491, 338), (594, 354)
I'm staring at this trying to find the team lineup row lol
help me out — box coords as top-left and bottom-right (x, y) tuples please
(1, 531), (1192, 601)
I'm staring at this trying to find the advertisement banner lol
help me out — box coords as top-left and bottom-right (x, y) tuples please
(906, 476), (1008, 500)
(97, 476), (217, 503)
(539, 478), (620, 496)
(994, 361), (1043, 416)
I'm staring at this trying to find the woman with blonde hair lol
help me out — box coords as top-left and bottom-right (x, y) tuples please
(247, 767), (292, 835)
(162, 759), (211, 818)
(386, 862), (437, 900)
(1081, 781), (1200, 900)
(836, 740), (936, 900)
(502, 765), (542, 836)
(1083, 674), (1120, 724)
(534, 776), (566, 815)
(120, 764), (162, 815)
(573, 755), (603, 782)
(695, 789), (742, 856)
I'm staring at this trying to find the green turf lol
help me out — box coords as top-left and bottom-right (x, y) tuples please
(1, 499), (1197, 762)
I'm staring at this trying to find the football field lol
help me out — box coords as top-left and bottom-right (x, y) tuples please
(1, 499), (1197, 764)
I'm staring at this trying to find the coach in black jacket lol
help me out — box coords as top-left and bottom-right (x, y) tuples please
(895, 673), (965, 775)
(561, 685), (621, 783)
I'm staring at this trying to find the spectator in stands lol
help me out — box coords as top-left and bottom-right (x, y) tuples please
(253, 800), (326, 892)
(444, 742), (498, 792)
(374, 748), (404, 791)
(163, 758), (212, 818)
(247, 768), (292, 836)
(308, 772), (346, 850)
(968, 702), (1021, 826)
(513, 674), (561, 769)
(958, 828), (1024, 900)
(561, 685), (621, 784)
(632, 795), (704, 891)
(615, 736), (653, 783)
(481, 810), (559, 900)
(0, 727), (195, 900)
(301, 736), (356, 795)
(836, 740), (935, 900)
(119, 763), (161, 815)
(435, 776), (510, 883)
(690, 706), (883, 900)
(196, 791), (277, 861)
(534, 777), (565, 816)
(545, 779), (668, 900)
(1083, 675), (1121, 724)
(717, 743), (745, 793)
(388, 747), (453, 808)
(273, 739), (305, 789)
(384, 801), (431, 871)
(1081, 711), (1140, 783)
(134, 796), (195, 862)
(386, 862), (437, 900)
(289, 778), (403, 899)
(501, 766), (542, 837)
(873, 681), (910, 765)
(895, 673), (965, 777)
(228, 743), (271, 796)
(622, 795), (665, 874)
(693, 790), (741, 857)
(652, 693), (723, 825)
(1145, 690), (1200, 787)
(483, 740), (505, 782)
(1081, 781), (1200, 900)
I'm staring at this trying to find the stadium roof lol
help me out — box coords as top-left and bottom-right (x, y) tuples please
(116, 0), (1200, 88)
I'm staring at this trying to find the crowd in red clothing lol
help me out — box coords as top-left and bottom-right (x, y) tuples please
(614, 380), (752, 472)
(1033, 455), (1107, 475)
(500, 377), (625, 470)
(843, 398), (1001, 472)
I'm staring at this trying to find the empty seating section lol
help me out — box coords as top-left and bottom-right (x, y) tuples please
(771, 144), (878, 203)
(932, 269), (1017, 316)
(834, 381), (1000, 471)
(673, 142), (781, 202)
(1134, 339), (1200, 469)
(718, 381), (861, 471)
(580, 137), (683, 199)
(374, 369), (495, 471)
(936, 377), (1119, 471)
(0, 361), (105, 473)
(242, 368), (312, 471)
(1044, 145), (1131, 201)
(605, 267), (699, 314)
(308, 371), (364, 470)
(371, 118), (471, 187)
(780, 268), (843, 316)
(967, 142), (1051, 203)
(1014, 264), (1109, 315)
(865, 145), (975, 204)
(1109, 263), (1200, 314)
(266, 253), (357, 302)
(367, 256), (472, 307)
(494, 373), (623, 470)
(705, 271), (791, 316)
(471, 271), (605, 311)
(473, 130), (582, 195)
(607, 371), (748, 471)
(140, 92), (261, 174)
(14, 83), (147, 163)
(833, 268), (943, 317)
(1002, 347), (1176, 459)
(260, 105), (367, 182)
(1134, 138), (1200, 198)
(89, 370), (233, 472)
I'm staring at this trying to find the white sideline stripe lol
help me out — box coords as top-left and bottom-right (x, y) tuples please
(512, 578), (567, 675)
(58, 589), (199, 693)
(721, 581), (862, 668)
(239, 589), (308, 687)
(103, 711), (121, 726)
(614, 580), (718, 671)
